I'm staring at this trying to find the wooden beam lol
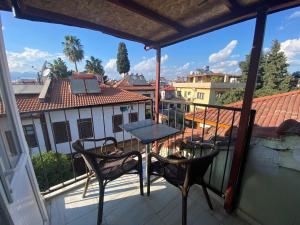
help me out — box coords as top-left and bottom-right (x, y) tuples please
(107, 0), (187, 32)
(224, 7), (267, 212)
(221, 0), (243, 11)
(147, 0), (300, 48)
(11, 0), (155, 46)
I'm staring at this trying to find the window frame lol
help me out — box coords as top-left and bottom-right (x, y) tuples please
(112, 114), (123, 133)
(129, 112), (138, 123)
(23, 124), (38, 148)
(52, 121), (71, 144)
(197, 92), (205, 99)
(77, 118), (94, 139)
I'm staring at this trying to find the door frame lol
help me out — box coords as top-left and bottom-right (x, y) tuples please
(0, 17), (49, 224)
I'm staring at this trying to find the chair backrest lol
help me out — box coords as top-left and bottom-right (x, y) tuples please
(72, 140), (103, 180)
(188, 149), (219, 183)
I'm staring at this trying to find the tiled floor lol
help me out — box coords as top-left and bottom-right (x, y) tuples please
(46, 175), (249, 225)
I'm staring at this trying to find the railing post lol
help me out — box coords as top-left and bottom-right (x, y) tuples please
(224, 7), (267, 212)
(155, 47), (161, 123)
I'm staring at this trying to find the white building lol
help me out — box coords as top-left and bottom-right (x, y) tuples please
(0, 77), (150, 155)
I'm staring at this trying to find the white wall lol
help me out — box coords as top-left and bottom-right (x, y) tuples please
(43, 103), (146, 154)
(21, 118), (47, 155)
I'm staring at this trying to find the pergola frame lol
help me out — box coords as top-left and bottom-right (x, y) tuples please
(2, 0), (300, 212)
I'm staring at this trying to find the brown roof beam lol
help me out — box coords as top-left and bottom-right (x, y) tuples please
(107, 0), (187, 32)
(221, 0), (244, 11)
(148, 0), (300, 48)
(10, 0), (155, 46)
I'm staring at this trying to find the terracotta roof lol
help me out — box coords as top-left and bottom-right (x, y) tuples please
(0, 79), (150, 114)
(185, 90), (300, 139)
(162, 86), (175, 91)
(114, 77), (155, 91)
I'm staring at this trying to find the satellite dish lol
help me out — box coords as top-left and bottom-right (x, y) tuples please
(42, 68), (51, 77)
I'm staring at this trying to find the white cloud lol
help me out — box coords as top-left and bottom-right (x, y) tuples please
(6, 47), (54, 73)
(104, 58), (117, 71)
(132, 54), (168, 77)
(289, 11), (300, 19)
(280, 38), (300, 70)
(281, 38), (300, 59)
(210, 60), (239, 74)
(208, 40), (238, 63)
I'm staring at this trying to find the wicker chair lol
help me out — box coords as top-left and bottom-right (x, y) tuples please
(147, 141), (219, 225)
(72, 137), (143, 225)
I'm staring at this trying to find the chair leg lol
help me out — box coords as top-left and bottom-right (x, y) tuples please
(138, 163), (144, 196)
(202, 184), (213, 210)
(82, 173), (91, 198)
(182, 191), (188, 225)
(97, 181), (105, 225)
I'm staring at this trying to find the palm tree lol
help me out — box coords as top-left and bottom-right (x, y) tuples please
(85, 56), (104, 76)
(62, 35), (84, 72)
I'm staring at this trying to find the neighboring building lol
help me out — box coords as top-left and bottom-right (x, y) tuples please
(173, 66), (245, 108)
(114, 73), (155, 100)
(0, 76), (150, 155)
(160, 86), (176, 100)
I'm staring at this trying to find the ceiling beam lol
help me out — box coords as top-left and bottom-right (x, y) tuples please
(149, 0), (300, 48)
(11, 1), (155, 46)
(107, 0), (187, 32)
(221, 0), (243, 11)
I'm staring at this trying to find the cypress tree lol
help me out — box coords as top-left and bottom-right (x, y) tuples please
(116, 42), (130, 75)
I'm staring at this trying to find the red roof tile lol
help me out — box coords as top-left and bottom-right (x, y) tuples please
(0, 79), (150, 114)
(113, 77), (155, 91)
(185, 90), (300, 138)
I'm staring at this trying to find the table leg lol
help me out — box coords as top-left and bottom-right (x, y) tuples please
(144, 143), (151, 184)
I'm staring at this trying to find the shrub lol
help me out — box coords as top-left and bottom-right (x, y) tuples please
(32, 151), (73, 191)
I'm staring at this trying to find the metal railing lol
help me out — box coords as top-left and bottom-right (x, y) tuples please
(21, 97), (255, 198)
(21, 100), (153, 195)
(160, 99), (256, 198)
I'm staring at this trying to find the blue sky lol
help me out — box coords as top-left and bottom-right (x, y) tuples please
(1, 6), (300, 81)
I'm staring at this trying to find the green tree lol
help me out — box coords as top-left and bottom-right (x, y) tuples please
(62, 35), (84, 72)
(49, 58), (71, 78)
(216, 88), (244, 105)
(220, 40), (294, 104)
(84, 56), (108, 83)
(32, 152), (73, 191)
(116, 42), (130, 75)
(261, 40), (291, 94)
(85, 56), (104, 75)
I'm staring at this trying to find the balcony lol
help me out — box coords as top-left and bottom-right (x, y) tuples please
(45, 175), (249, 225)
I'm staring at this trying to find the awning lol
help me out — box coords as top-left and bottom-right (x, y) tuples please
(1, 0), (300, 49)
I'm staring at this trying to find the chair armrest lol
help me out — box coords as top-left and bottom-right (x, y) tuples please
(148, 152), (191, 165)
(79, 137), (119, 149)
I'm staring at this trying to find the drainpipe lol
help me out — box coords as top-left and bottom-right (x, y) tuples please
(224, 7), (267, 212)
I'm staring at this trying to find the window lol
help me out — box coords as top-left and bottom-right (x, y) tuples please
(112, 114), (123, 133)
(77, 118), (93, 139)
(177, 91), (182, 97)
(23, 125), (38, 148)
(177, 104), (181, 109)
(52, 121), (71, 144)
(184, 91), (187, 97)
(129, 112), (138, 123)
(197, 92), (205, 99)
